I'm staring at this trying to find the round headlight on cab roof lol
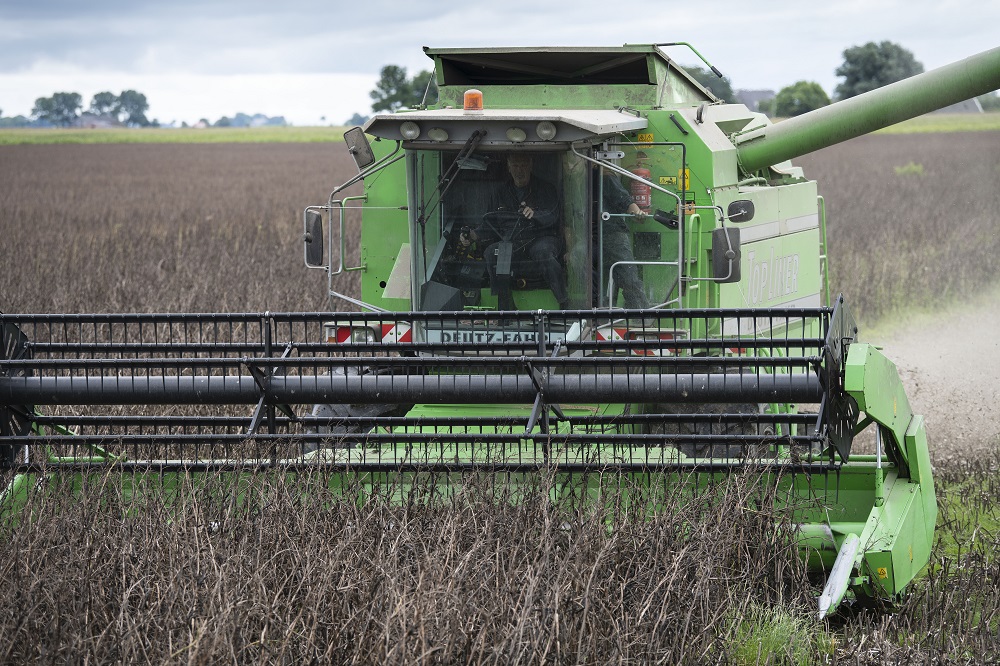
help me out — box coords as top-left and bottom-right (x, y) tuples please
(535, 121), (557, 141)
(427, 127), (450, 142)
(400, 121), (420, 140)
(505, 127), (527, 143)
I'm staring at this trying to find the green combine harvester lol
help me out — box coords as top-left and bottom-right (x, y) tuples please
(3, 43), (999, 617)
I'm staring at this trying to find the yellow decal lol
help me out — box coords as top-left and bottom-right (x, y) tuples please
(679, 168), (690, 190)
(877, 567), (888, 579)
(637, 133), (654, 144)
(659, 176), (677, 186)
(909, 545), (913, 562)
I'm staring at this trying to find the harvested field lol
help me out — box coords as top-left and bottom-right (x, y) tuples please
(0, 143), (360, 314)
(797, 131), (1000, 323)
(3, 133), (998, 322)
(1, 474), (819, 663)
(2, 133), (1000, 663)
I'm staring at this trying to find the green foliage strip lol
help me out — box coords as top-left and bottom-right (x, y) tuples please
(0, 126), (348, 145)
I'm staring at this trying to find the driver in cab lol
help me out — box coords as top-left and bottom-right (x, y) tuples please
(459, 153), (569, 311)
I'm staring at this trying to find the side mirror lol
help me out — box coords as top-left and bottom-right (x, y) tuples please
(344, 127), (376, 171)
(727, 199), (755, 223)
(711, 227), (741, 283)
(304, 210), (325, 268)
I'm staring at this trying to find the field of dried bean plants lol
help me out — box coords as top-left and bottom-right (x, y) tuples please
(1, 131), (1000, 664)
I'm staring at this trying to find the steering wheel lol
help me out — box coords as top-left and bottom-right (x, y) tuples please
(481, 210), (526, 241)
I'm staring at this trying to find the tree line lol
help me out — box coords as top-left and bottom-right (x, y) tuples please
(644, 41), (998, 116)
(28, 90), (154, 127)
(360, 41), (1000, 122)
(0, 92), (289, 129)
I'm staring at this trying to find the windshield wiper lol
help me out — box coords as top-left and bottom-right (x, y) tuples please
(416, 129), (486, 230)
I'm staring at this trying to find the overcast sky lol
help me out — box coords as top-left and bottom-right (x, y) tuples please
(2, 0), (998, 126)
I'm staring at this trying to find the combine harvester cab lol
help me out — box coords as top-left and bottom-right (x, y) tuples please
(4, 44), (999, 617)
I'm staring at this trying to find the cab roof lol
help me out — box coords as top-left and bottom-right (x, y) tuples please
(422, 44), (716, 98)
(363, 108), (648, 145)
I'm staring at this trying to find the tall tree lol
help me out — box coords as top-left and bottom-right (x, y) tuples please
(32, 92), (82, 126)
(834, 41), (923, 100)
(90, 91), (118, 116)
(370, 65), (434, 112)
(683, 66), (737, 103)
(773, 81), (831, 117)
(117, 89), (150, 127)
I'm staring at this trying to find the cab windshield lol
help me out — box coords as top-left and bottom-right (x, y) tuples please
(409, 148), (678, 312)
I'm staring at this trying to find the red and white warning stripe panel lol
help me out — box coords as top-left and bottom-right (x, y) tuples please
(325, 321), (412, 344)
(594, 324), (680, 356)
(380, 322), (412, 343)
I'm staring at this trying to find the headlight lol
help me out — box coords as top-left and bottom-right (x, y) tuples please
(535, 121), (557, 141)
(427, 127), (450, 142)
(505, 127), (527, 143)
(400, 121), (420, 140)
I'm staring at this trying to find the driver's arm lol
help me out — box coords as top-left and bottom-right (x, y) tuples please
(522, 181), (559, 228)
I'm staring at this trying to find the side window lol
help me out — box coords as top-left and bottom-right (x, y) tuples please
(593, 165), (677, 310)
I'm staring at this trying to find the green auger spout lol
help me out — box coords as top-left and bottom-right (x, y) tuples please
(735, 45), (1000, 174)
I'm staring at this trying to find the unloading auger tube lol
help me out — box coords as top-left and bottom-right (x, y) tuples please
(734, 45), (1000, 173)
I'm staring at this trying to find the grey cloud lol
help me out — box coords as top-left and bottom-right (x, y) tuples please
(0, 1), (452, 74)
(2, 0), (998, 90)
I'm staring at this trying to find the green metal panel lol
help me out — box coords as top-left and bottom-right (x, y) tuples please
(717, 180), (822, 310)
(727, 229), (822, 309)
(839, 343), (936, 598)
(845, 343), (915, 468)
(437, 84), (661, 111)
(858, 474), (912, 596)
(360, 139), (411, 310)
(0, 473), (33, 523)
(905, 415), (937, 531)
